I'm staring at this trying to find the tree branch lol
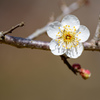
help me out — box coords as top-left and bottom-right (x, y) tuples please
(0, 35), (49, 50)
(3, 22), (24, 35)
(0, 0), (97, 77)
(0, 34), (100, 52)
(26, 0), (88, 40)
(60, 55), (77, 74)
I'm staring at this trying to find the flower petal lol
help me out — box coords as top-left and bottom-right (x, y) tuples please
(61, 15), (80, 30)
(47, 21), (62, 39)
(76, 25), (90, 42)
(49, 39), (66, 55)
(66, 43), (83, 58)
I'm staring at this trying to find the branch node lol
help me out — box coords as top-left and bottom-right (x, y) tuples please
(3, 22), (24, 35)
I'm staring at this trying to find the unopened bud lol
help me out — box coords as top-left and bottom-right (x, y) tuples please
(79, 68), (91, 79)
(72, 64), (81, 70)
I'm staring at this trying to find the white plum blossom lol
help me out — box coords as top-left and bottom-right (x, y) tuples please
(47, 15), (90, 58)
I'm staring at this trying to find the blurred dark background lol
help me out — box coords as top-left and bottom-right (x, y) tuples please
(0, 0), (100, 100)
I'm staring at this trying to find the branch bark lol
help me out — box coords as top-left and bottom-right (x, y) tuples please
(0, 35), (49, 50)
(0, 34), (100, 51)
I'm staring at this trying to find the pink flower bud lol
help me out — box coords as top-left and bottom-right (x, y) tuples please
(79, 68), (91, 79)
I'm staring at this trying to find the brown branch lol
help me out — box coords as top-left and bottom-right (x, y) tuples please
(0, 34), (100, 52)
(60, 55), (77, 74)
(0, 35), (49, 50)
(3, 22), (24, 35)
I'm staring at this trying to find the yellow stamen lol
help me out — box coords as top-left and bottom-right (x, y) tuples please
(68, 25), (70, 27)
(74, 28), (76, 31)
(73, 32), (76, 34)
(58, 32), (60, 34)
(65, 28), (68, 30)
(69, 28), (72, 30)
(58, 39), (60, 41)
(73, 26), (75, 28)
(61, 30), (63, 32)
(73, 45), (75, 47)
(63, 26), (66, 28)
(58, 27), (60, 29)
(71, 45), (72, 48)
(76, 40), (78, 42)
(63, 45), (65, 47)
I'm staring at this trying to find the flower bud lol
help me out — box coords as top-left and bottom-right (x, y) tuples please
(79, 68), (91, 79)
(72, 64), (81, 70)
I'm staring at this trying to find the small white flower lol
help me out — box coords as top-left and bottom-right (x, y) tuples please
(47, 15), (90, 58)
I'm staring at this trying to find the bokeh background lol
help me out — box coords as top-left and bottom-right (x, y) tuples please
(0, 0), (100, 100)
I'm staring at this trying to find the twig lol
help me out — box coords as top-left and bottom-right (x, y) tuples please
(26, 0), (87, 40)
(60, 55), (77, 74)
(26, 13), (55, 40)
(56, 0), (88, 21)
(94, 14), (100, 41)
(0, 22), (24, 40)
(26, 26), (47, 40)
(3, 22), (24, 35)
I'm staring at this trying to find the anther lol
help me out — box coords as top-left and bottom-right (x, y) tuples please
(69, 28), (72, 30)
(58, 32), (60, 34)
(68, 25), (70, 27)
(63, 26), (65, 28)
(61, 30), (63, 32)
(73, 45), (75, 47)
(73, 32), (76, 34)
(63, 45), (65, 47)
(74, 29), (76, 31)
(65, 28), (68, 30)
(73, 26), (75, 28)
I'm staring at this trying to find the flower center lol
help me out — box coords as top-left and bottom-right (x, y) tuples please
(56, 25), (81, 49)
(63, 30), (74, 43)
(65, 35), (71, 39)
